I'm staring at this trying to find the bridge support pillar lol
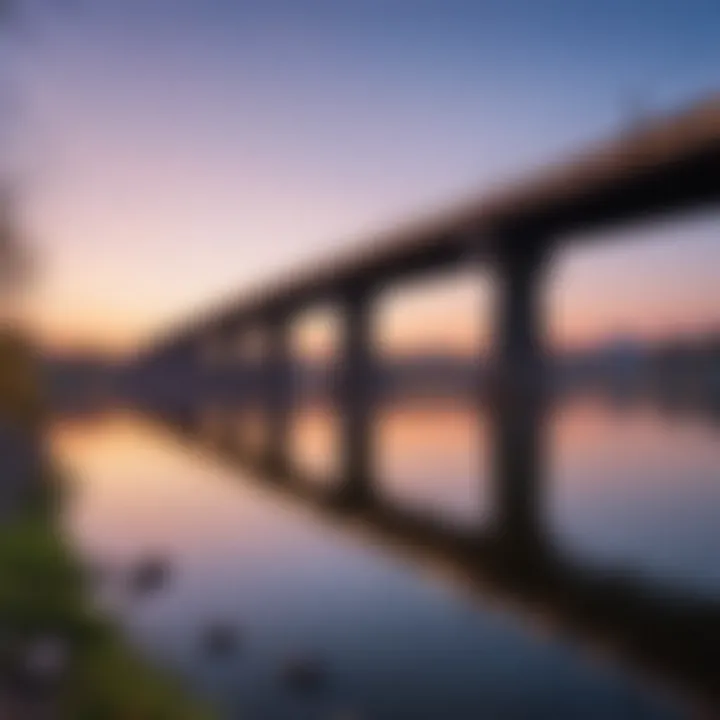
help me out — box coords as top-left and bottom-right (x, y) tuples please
(488, 241), (549, 550)
(338, 285), (375, 504)
(263, 313), (293, 476)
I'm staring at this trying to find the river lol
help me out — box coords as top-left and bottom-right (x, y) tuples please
(50, 394), (719, 718)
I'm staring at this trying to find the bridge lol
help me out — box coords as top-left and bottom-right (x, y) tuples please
(134, 94), (720, 547)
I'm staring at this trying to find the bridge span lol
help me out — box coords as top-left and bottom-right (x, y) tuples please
(133, 95), (720, 545)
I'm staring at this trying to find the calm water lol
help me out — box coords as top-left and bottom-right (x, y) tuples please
(51, 395), (719, 719)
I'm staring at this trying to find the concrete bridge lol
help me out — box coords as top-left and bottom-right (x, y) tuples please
(134, 95), (720, 547)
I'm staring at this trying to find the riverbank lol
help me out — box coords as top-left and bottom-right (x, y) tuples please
(0, 479), (211, 719)
(0, 330), (211, 718)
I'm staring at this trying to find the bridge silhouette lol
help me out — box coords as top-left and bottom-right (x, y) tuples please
(129, 95), (720, 709)
(135, 93), (720, 541)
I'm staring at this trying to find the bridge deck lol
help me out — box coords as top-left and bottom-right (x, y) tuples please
(168, 95), (720, 341)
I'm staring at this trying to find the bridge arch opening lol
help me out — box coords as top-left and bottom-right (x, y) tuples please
(289, 303), (342, 486)
(545, 209), (720, 594)
(371, 266), (495, 529)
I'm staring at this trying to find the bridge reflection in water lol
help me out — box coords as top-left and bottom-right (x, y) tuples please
(137, 391), (720, 715)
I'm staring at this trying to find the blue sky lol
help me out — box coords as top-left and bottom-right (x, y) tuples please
(8, 0), (720, 352)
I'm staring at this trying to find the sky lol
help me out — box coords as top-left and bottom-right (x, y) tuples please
(4, 0), (720, 356)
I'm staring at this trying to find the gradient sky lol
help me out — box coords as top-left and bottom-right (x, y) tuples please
(6, 0), (720, 355)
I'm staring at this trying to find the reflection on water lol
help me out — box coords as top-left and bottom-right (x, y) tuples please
(290, 397), (720, 595)
(550, 400), (720, 596)
(50, 394), (720, 719)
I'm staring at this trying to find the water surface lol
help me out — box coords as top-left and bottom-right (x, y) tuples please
(52, 396), (719, 718)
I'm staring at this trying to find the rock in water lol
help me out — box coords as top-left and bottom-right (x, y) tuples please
(129, 557), (170, 595)
(280, 655), (328, 694)
(202, 622), (241, 658)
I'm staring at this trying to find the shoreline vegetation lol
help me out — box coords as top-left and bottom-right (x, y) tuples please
(0, 329), (211, 719)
